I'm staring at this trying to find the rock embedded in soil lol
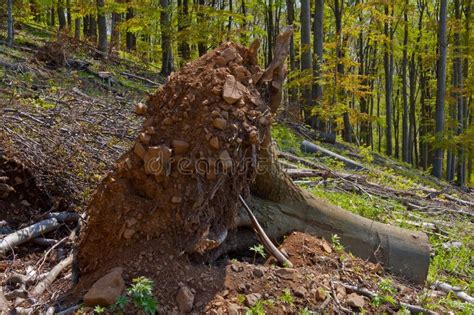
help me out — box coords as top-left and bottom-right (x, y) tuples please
(172, 140), (190, 154)
(315, 287), (327, 301)
(176, 285), (195, 313)
(245, 293), (262, 307)
(83, 267), (125, 307)
(209, 137), (220, 150)
(275, 268), (296, 281)
(252, 267), (264, 278)
(346, 293), (365, 309)
(135, 103), (147, 115)
(222, 75), (247, 104)
(212, 117), (227, 130)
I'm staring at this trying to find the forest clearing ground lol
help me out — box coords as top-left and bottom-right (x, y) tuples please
(0, 26), (472, 313)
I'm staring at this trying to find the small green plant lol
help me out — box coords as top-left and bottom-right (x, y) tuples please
(250, 244), (266, 261)
(126, 277), (159, 314)
(331, 234), (344, 252)
(299, 307), (310, 315)
(94, 305), (106, 314)
(279, 289), (294, 305)
(237, 294), (246, 304)
(246, 300), (266, 315)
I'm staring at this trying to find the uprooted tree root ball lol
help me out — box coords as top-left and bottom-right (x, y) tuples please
(76, 41), (272, 275)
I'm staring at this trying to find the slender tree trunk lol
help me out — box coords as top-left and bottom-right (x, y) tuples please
(126, 2), (136, 51)
(266, 0), (274, 64)
(51, 7), (56, 27)
(160, 0), (174, 76)
(89, 15), (97, 43)
(197, 0), (207, 56)
(285, 0), (298, 120)
(83, 16), (90, 38)
(66, 0), (72, 28)
(58, 0), (67, 31)
(7, 0), (14, 46)
(178, 0), (191, 63)
(401, 1), (409, 162)
(308, 0), (324, 130)
(97, 0), (108, 55)
(384, 4), (393, 156)
(432, 0), (448, 178)
(409, 53), (417, 165)
(300, 0), (312, 119)
(75, 18), (81, 39)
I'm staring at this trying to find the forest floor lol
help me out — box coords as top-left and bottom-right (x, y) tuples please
(0, 25), (472, 314)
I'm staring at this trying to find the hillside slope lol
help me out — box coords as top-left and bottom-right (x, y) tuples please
(0, 26), (472, 314)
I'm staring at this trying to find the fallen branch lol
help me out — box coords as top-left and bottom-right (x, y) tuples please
(0, 218), (62, 255)
(0, 212), (78, 254)
(122, 71), (160, 86)
(335, 281), (436, 315)
(433, 281), (474, 304)
(301, 140), (366, 170)
(0, 286), (9, 313)
(239, 195), (293, 268)
(31, 255), (73, 297)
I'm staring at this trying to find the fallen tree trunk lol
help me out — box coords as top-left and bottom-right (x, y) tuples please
(301, 140), (366, 170)
(32, 255), (73, 296)
(76, 28), (430, 286)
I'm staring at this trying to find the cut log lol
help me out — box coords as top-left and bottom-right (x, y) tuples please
(301, 140), (366, 170)
(433, 281), (474, 303)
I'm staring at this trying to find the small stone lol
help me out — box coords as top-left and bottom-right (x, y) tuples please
(245, 293), (262, 307)
(346, 293), (365, 309)
(222, 75), (247, 104)
(84, 268), (125, 307)
(139, 132), (151, 144)
(219, 150), (233, 171)
(123, 228), (135, 239)
(162, 117), (173, 125)
(133, 142), (147, 159)
(321, 241), (333, 253)
(315, 287), (327, 301)
(171, 196), (182, 204)
(221, 47), (238, 63)
(227, 303), (240, 315)
(20, 200), (31, 207)
(275, 268), (296, 281)
(293, 287), (307, 298)
(209, 137), (220, 150)
(237, 283), (247, 293)
(252, 268), (264, 278)
(336, 285), (346, 299)
(135, 103), (147, 115)
(231, 264), (242, 272)
(213, 118), (227, 130)
(215, 56), (226, 66)
(126, 218), (138, 227)
(172, 140), (190, 154)
(176, 286), (195, 313)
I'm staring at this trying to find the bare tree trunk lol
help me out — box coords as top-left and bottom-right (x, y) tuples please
(285, 0), (298, 120)
(7, 0), (14, 46)
(384, 4), (393, 156)
(160, 0), (173, 75)
(401, 1), (409, 163)
(266, 0), (274, 65)
(178, 0), (191, 63)
(58, 0), (67, 31)
(300, 0), (312, 119)
(197, 0), (207, 56)
(97, 0), (108, 55)
(75, 18), (81, 39)
(307, 0), (324, 130)
(66, 0), (72, 28)
(125, 1), (136, 51)
(432, 0), (448, 178)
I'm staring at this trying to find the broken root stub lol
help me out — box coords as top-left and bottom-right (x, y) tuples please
(77, 43), (270, 275)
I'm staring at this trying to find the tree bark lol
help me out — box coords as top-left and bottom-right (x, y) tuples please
(7, 0), (14, 46)
(384, 4), (393, 156)
(75, 18), (81, 40)
(97, 0), (108, 55)
(160, 0), (173, 76)
(300, 0), (312, 119)
(178, 0), (191, 63)
(432, 0), (447, 178)
(57, 0), (67, 31)
(285, 0), (298, 120)
(125, 1), (136, 51)
(401, 1), (409, 163)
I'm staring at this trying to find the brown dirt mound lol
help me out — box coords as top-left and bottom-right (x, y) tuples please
(35, 41), (68, 68)
(77, 42), (271, 275)
(72, 232), (420, 314)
